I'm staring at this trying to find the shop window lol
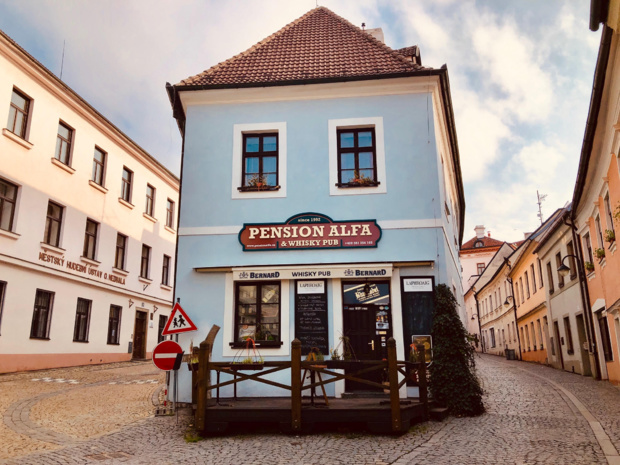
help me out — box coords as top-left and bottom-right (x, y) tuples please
(6, 88), (31, 139)
(115, 233), (127, 270)
(30, 289), (54, 339)
(107, 305), (121, 344)
(82, 219), (99, 260)
(73, 298), (91, 342)
(0, 178), (18, 232)
(43, 201), (63, 247)
(234, 282), (281, 346)
(92, 147), (106, 186)
(232, 122), (286, 199)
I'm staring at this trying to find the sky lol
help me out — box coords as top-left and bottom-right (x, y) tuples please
(0, 0), (601, 242)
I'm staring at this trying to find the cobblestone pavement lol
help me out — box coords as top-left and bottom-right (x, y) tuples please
(2, 355), (620, 464)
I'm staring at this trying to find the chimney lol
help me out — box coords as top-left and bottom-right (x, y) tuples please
(474, 225), (485, 239)
(488, 232), (491, 237)
(365, 28), (384, 43)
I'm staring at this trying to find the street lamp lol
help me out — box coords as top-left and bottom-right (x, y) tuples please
(557, 254), (578, 278)
(503, 295), (513, 308)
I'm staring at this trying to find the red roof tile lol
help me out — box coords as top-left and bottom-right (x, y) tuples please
(461, 236), (505, 250)
(177, 7), (427, 88)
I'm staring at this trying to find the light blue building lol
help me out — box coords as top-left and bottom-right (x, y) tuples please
(167, 7), (465, 401)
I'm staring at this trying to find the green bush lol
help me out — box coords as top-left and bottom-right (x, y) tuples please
(429, 284), (484, 416)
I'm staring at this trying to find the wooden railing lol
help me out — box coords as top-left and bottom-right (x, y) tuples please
(195, 337), (427, 433)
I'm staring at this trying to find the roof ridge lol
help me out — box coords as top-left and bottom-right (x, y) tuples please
(179, 7), (320, 86)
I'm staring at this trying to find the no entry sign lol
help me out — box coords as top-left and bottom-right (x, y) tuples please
(152, 340), (184, 371)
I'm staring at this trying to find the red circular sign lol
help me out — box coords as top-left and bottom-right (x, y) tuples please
(152, 340), (183, 371)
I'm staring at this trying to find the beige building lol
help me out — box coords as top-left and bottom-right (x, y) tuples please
(0, 30), (179, 372)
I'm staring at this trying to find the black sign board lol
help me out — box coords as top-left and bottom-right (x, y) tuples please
(295, 280), (329, 355)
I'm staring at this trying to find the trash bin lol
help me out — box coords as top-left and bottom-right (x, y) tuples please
(505, 349), (516, 360)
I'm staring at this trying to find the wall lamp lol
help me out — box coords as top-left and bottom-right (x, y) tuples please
(503, 295), (513, 308)
(557, 254), (579, 278)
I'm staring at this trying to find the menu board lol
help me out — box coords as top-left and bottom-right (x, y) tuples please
(295, 280), (329, 356)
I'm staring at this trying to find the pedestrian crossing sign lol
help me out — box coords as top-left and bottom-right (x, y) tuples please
(162, 302), (198, 335)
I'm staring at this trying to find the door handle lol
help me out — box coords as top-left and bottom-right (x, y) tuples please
(368, 340), (375, 350)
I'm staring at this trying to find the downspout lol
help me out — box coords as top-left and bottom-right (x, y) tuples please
(565, 215), (602, 379)
(473, 291), (484, 352)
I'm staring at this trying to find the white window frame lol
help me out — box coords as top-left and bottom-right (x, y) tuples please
(231, 122), (287, 200)
(328, 117), (386, 196)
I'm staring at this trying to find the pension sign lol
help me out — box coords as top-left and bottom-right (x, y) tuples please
(238, 213), (382, 251)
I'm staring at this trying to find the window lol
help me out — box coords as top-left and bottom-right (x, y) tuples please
(531, 322), (536, 349)
(7, 88), (30, 138)
(158, 315), (167, 343)
(73, 298), (91, 342)
(240, 133), (279, 191)
(489, 328), (496, 348)
(140, 244), (151, 279)
(595, 215), (604, 248)
(546, 262), (555, 294)
(598, 312), (613, 362)
(145, 184), (156, 216)
(515, 286), (520, 307)
(82, 219), (98, 260)
(115, 233), (127, 270)
(525, 272), (530, 299)
(538, 259), (544, 288)
(162, 255), (171, 286)
(30, 289), (54, 339)
(0, 178), (17, 232)
(555, 252), (564, 288)
(520, 327), (526, 350)
(166, 198), (175, 229)
(604, 193), (615, 234)
(92, 147), (106, 186)
(336, 128), (378, 187)
(0, 281), (6, 335)
(530, 264), (537, 293)
(43, 201), (63, 247)
(583, 232), (593, 264)
(564, 317), (574, 354)
(107, 305), (121, 344)
(525, 325), (531, 351)
(519, 278), (524, 303)
(536, 319), (543, 349)
(55, 122), (73, 165)
(235, 282), (280, 344)
(121, 167), (133, 203)
(567, 241), (577, 280)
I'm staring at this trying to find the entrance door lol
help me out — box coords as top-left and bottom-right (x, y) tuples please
(132, 310), (148, 359)
(575, 314), (591, 376)
(342, 282), (391, 392)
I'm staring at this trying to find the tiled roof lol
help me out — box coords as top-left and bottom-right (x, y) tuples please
(177, 7), (427, 88)
(461, 236), (505, 250)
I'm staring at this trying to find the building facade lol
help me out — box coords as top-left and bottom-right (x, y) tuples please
(167, 7), (465, 401)
(0, 30), (179, 372)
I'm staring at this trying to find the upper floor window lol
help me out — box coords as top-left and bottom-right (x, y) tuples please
(162, 254), (171, 286)
(145, 184), (156, 217)
(567, 241), (577, 280)
(30, 289), (54, 339)
(582, 232), (593, 264)
(476, 263), (485, 275)
(0, 178), (17, 232)
(555, 252), (564, 288)
(166, 198), (175, 229)
(239, 133), (279, 191)
(530, 264), (537, 293)
(336, 128), (378, 187)
(604, 193), (615, 235)
(44, 201), (63, 247)
(92, 147), (106, 186)
(524, 272), (530, 299)
(538, 259), (544, 288)
(595, 215), (604, 249)
(115, 233), (127, 270)
(7, 88), (30, 139)
(55, 122), (73, 165)
(121, 167), (133, 203)
(83, 219), (99, 260)
(546, 261), (555, 294)
(140, 244), (151, 279)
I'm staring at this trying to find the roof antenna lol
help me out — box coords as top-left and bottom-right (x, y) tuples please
(60, 40), (66, 80)
(536, 190), (547, 225)
(361, 22), (366, 31)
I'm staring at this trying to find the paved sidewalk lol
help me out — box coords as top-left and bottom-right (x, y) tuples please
(3, 354), (620, 464)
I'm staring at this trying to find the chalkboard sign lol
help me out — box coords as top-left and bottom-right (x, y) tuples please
(295, 280), (329, 356)
(401, 277), (435, 350)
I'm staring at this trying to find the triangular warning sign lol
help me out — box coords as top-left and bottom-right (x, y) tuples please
(162, 302), (198, 335)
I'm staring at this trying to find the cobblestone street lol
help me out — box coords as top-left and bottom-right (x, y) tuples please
(2, 355), (620, 464)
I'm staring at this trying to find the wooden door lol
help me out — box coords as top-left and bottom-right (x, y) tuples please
(342, 282), (391, 392)
(132, 310), (148, 359)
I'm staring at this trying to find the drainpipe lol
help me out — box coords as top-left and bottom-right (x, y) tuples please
(506, 276), (523, 361)
(473, 291), (484, 352)
(565, 216), (601, 380)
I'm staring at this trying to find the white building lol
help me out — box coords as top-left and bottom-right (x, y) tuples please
(0, 30), (179, 373)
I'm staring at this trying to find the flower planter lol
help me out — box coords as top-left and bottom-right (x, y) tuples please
(229, 363), (264, 371)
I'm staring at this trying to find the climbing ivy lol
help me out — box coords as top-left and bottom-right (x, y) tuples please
(429, 284), (485, 417)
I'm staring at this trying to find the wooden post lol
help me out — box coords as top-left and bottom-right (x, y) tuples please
(195, 340), (211, 433)
(416, 344), (428, 419)
(291, 338), (302, 433)
(387, 337), (402, 433)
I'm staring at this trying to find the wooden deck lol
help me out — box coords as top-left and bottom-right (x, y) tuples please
(203, 396), (427, 434)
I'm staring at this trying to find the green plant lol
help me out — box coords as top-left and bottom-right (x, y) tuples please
(429, 284), (484, 417)
(330, 348), (341, 360)
(585, 261), (595, 272)
(349, 169), (374, 186)
(247, 174), (269, 190)
(604, 229), (615, 243)
(595, 247), (606, 259)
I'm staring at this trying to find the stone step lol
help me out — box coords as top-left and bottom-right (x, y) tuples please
(429, 407), (449, 421)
